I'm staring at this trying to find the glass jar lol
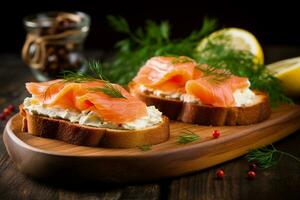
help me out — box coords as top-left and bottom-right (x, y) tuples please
(22, 11), (90, 81)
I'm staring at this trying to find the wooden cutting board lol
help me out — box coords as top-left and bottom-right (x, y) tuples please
(3, 104), (300, 183)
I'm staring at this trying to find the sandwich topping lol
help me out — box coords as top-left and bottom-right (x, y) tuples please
(134, 56), (256, 107)
(133, 56), (196, 93)
(23, 80), (162, 130)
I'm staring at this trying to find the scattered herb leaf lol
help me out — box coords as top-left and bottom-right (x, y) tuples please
(196, 64), (231, 84)
(63, 60), (106, 83)
(139, 144), (152, 151)
(177, 129), (200, 144)
(246, 144), (300, 169)
(61, 60), (127, 99)
(103, 16), (217, 85)
(89, 83), (126, 99)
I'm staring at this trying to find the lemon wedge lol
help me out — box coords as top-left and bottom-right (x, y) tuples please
(267, 57), (300, 97)
(197, 28), (264, 64)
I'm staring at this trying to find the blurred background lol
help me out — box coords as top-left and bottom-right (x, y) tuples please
(1, 0), (299, 54)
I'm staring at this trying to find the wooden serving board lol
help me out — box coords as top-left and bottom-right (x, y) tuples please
(3, 105), (300, 183)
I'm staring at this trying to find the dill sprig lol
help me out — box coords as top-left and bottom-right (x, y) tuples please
(177, 129), (200, 144)
(62, 71), (96, 83)
(89, 83), (126, 99)
(101, 16), (290, 106)
(63, 60), (106, 83)
(246, 145), (300, 169)
(139, 144), (152, 151)
(88, 60), (108, 80)
(62, 60), (126, 99)
(195, 34), (293, 106)
(196, 64), (231, 83)
(103, 16), (217, 84)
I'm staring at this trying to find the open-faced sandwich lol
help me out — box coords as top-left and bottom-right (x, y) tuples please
(20, 80), (169, 148)
(129, 56), (271, 125)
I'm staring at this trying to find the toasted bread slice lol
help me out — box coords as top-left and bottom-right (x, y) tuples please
(20, 106), (169, 148)
(129, 82), (271, 126)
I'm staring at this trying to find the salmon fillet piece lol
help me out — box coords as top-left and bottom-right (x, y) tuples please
(26, 80), (147, 123)
(133, 56), (196, 92)
(186, 74), (249, 107)
(133, 56), (252, 107)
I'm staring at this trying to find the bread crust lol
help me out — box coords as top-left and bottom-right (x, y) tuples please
(20, 107), (169, 148)
(129, 82), (271, 126)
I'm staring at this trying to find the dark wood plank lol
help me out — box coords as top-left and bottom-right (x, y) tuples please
(0, 151), (160, 200)
(0, 138), (161, 200)
(168, 132), (300, 200)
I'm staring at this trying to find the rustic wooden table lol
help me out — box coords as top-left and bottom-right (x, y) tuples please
(0, 47), (299, 200)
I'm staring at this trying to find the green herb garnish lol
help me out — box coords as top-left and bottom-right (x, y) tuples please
(89, 83), (126, 99)
(246, 144), (300, 169)
(196, 35), (292, 106)
(62, 60), (126, 99)
(103, 16), (217, 85)
(62, 71), (96, 83)
(63, 60), (106, 83)
(101, 16), (291, 106)
(177, 129), (200, 144)
(196, 64), (231, 84)
(139, 144), (152, 151)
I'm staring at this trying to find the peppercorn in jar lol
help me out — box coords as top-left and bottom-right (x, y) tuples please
(22, 11), (90, 81)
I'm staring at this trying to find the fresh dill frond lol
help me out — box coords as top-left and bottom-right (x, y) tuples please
(246, 145), (300, 169)
(102, 16), (290, 106)
(177, 129), (200, 144)
(103, 16), (217, 84)
(89, 83), (126, 99)
(62, 60), (126, 99)
(196, 34), (293, 105)
(63, 71), (97, 83)
(107, 15), (131, 34)
(246, 145), (279, 168)
(63, 60), (107, 83)
(196, 64), (231, 84)
(88, 60), (108, 80)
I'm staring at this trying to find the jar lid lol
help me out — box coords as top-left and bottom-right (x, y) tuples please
(23, 11), (90, 32)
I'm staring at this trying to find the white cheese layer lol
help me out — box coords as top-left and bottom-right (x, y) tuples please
(139, 85), (182, 99)
(233, 88), (256, 106)
(180, 94), (200, 103)
(23, 97), (162, 130)
(138, 84), (256, 107)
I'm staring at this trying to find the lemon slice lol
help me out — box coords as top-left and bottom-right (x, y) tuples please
(197, 28), (264, 64)
(267, 57), (300, 97)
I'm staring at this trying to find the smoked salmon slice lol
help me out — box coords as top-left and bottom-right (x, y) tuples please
(133, 56), (196, 92)
(26, 80), (147, 124)
(133, 56), (252, 107)
(185, 73), (250, 107)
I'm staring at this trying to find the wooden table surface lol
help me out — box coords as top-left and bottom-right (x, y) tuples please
(0, 47), (299, 200)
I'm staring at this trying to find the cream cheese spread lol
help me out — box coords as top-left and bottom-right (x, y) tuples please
(233, 88), (256, 106)
(139, 85), (182, 99)
(138, 83), (256, 107)
(23, 97), (162, 130)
